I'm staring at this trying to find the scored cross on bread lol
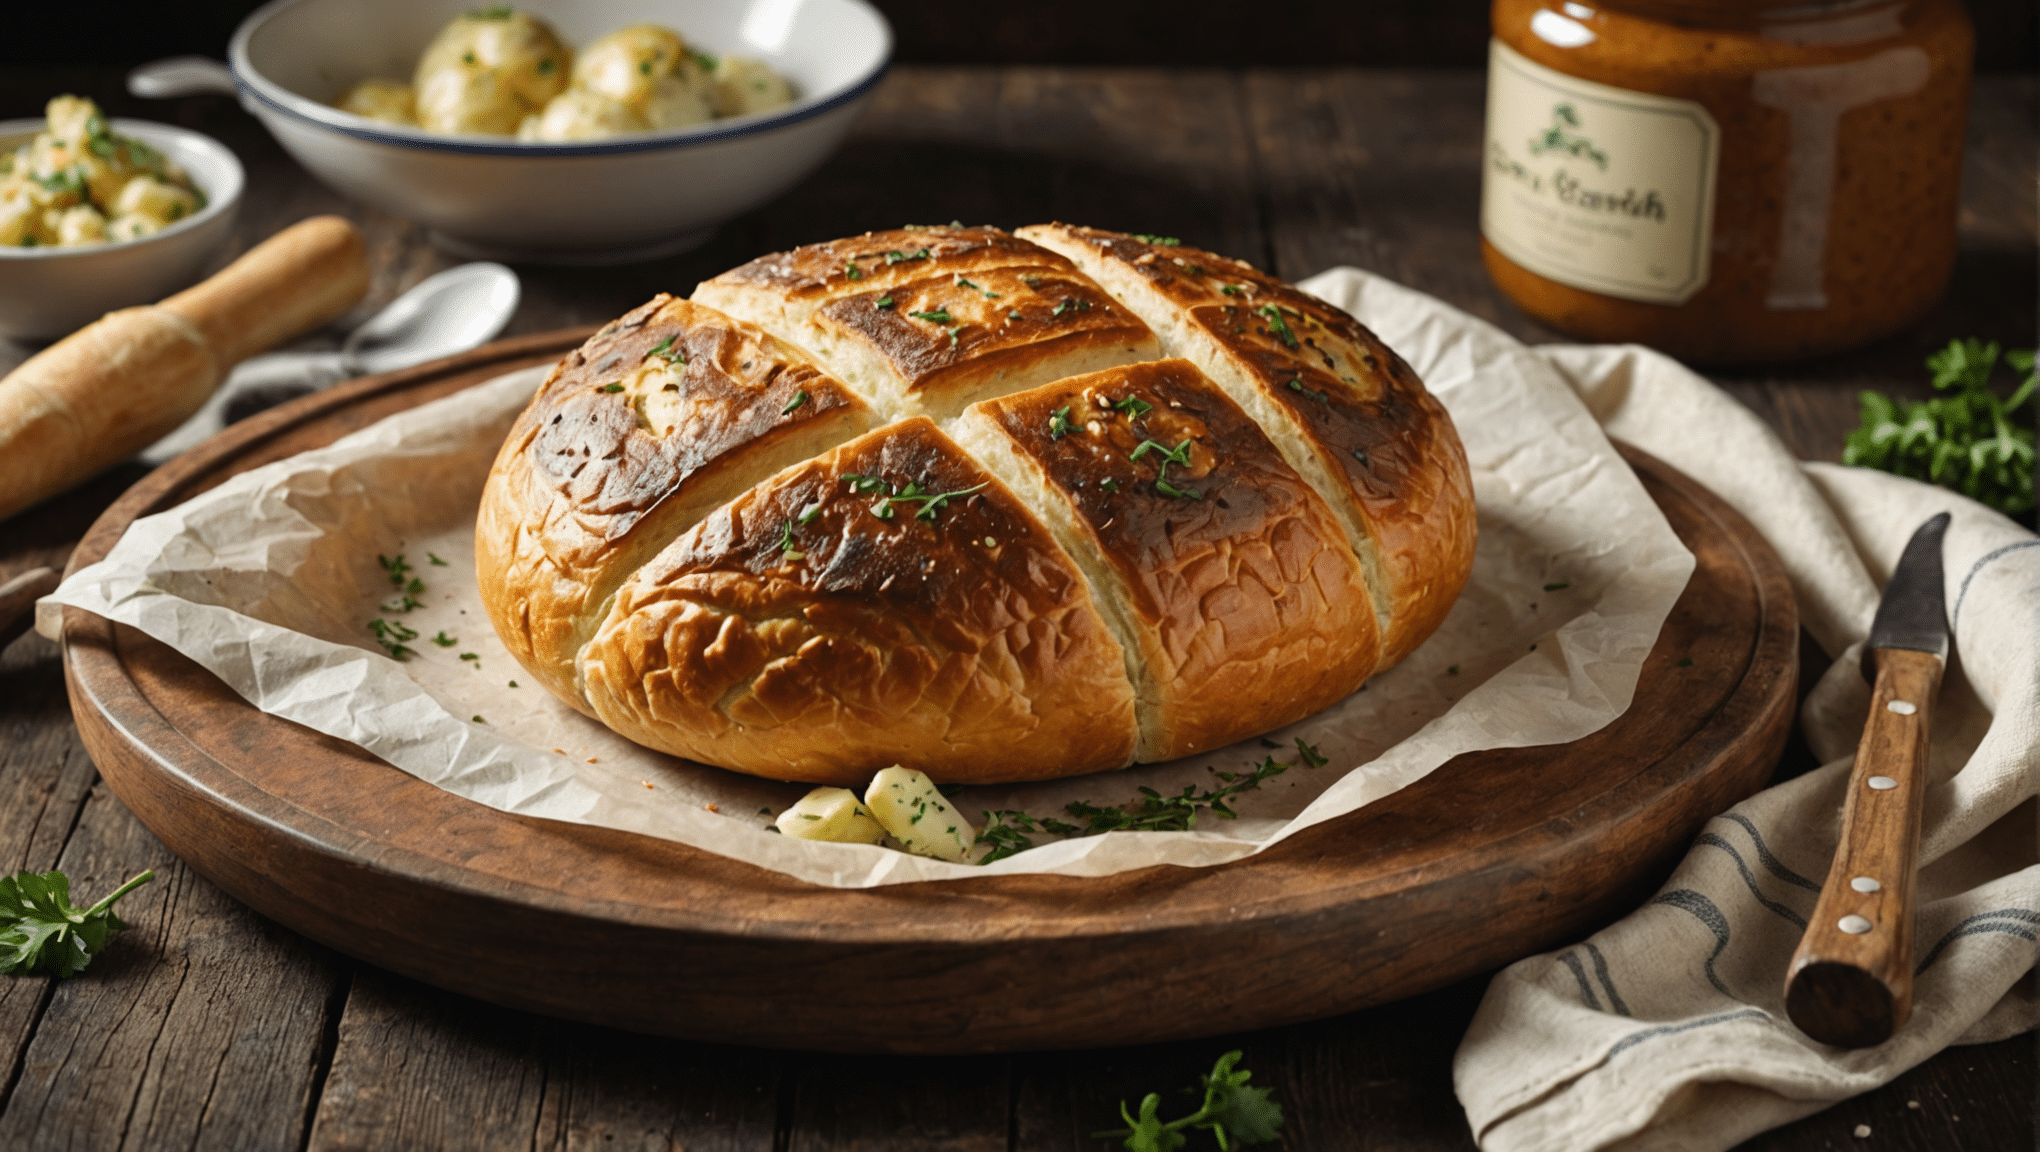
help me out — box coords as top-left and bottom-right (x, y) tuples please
(478, 224), (1476, 784)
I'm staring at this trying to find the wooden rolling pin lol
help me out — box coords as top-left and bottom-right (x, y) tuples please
(0, 216), (369, 522)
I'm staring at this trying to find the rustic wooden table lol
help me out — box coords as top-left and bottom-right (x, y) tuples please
(0, 65), (2032, 1151)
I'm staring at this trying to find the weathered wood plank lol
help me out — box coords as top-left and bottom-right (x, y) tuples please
(0, 782), (342, 1152)
(309, 969), (783, 1151)
(529, 1026), (781, 1152)
(783, 1051), (1010, 1152)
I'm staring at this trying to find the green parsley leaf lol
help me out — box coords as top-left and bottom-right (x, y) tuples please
(1256, 304), (1299, 349)
(1286, 378), (1329, 403)
(1092, 1050), (1282, 1150)
(1294, 738), (1327, 767)
(885, 248), (931, 265)
(797, 501), (824, 525)
(1129, 438), (1194, 469)
(1112, 396), (1154, 419)
(431, 631), (458, 648)
(1154, 478), (1202, 499)
(0, 869), (154, 979)
(781, 389), (810, 415)
(1219, 284), (1245, 297)
(427, 553), (449, 566)
(845, 262), (862, 280)
(367, 617), (420, 660)
(644, 334), (685, 365)
(1543, 581), (1570, 591)
(1843, 338), (2035, 515)
(842, 473), (890, 495)
(907, 308), (954, 324)
(378, 553), (414, 588)
(1047, 406), (1075, 440)
(537, 57), (555, 74)
(875, 295), (895, 309)
(776, 518), (805, 559)
(599, 382), (625, 393)
(1132, 233), (1181, 246)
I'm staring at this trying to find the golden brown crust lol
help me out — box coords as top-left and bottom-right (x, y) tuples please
(964, 360), (1380, 761)
(578, 417), (1137, 785)
(1017, 225), (1477, 665)
(693, 226), (1158, 418)
(476, 295), (875, 709)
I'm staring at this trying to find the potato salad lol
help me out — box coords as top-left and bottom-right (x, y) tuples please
(333, 8), (796, 142)
(0, 96), (205, 249)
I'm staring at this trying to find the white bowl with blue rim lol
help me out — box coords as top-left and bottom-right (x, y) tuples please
(132, 0), (891, 265)
(0, 118), (243, 340)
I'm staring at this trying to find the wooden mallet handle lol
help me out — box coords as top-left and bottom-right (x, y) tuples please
(0, 215), (368, 522)
(1784, 646), (1943, 1047)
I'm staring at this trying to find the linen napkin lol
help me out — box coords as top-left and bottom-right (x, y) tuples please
(1449, 336), (2039, 1152)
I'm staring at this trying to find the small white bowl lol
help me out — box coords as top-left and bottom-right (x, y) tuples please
(134, 0), (891, 265)
(0, 119), (243, 341)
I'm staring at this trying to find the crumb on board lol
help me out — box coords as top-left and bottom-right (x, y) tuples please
(587, 757), (599, 764)
(704, 803), (719, 812)
(552, 748), (566, 755)
(1854, 1125), (1871, 1138)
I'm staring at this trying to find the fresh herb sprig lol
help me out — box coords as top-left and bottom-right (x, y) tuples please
(976, 740), (1329, 863)
(1844, 338), (2035, 516)
(0, 869), (154, 978)
(1093, 1050), (1283, 1152)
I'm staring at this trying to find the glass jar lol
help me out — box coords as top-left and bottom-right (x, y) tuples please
(1482, 0), (1973, 363)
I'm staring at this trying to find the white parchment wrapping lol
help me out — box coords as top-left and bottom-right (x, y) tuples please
(38, 269), (1695, 887)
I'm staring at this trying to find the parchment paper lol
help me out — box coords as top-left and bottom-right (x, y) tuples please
(38, 269), (1695, 888)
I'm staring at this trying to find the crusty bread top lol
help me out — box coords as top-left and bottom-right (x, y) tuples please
(506, 295), (868, 547)
(575, 417), (1139, 784)
(694, 226), (1157, 419)
(481, 227), (1476, 785)
(474, 295), (874, 709)
(1017, 225), (1477, 664)
(966, 359), (1380, 760)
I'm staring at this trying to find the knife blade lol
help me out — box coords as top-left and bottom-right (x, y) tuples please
(1785, 511), (1951, 1048)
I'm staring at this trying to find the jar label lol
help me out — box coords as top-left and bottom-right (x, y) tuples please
(1482, 40), (1719, 305)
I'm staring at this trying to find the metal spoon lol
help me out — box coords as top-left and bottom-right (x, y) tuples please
(143, 262), (520, 464)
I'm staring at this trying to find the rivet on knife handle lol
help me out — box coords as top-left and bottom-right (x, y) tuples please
(1786, 512), (1950, 1048)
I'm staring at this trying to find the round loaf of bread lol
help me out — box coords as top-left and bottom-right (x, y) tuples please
(477, 225), (1475, 785)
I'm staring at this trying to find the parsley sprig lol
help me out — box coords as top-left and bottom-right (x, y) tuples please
(1093, 1050), (1283, 1151)
(1843, 338), (2035, 516)
(0, 869), (154, 978)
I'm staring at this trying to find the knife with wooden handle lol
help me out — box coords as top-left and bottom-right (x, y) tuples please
(1785, 511), (1951, 1048)
(0, 215), (368, 523)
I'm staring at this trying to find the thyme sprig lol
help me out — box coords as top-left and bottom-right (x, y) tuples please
(975, 739), (1329, 863)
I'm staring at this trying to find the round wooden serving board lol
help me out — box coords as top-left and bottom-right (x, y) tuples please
(63, 331), (1798, 1054)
